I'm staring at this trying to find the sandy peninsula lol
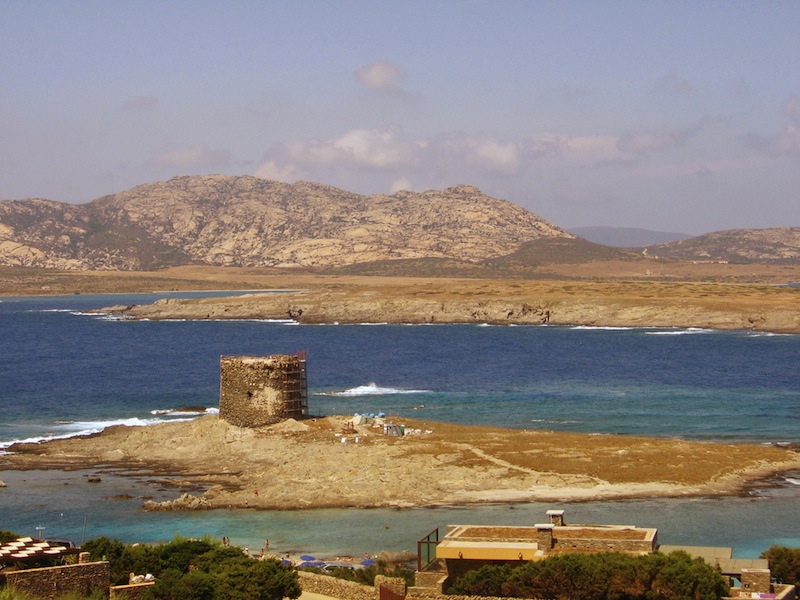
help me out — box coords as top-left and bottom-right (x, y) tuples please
(3, 415), (799, 511)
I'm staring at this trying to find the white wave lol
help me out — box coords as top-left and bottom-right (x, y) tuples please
(645, 328), (714, 336)
(317, 382), (431, 397)
(0, 432), (82, 452)
(1, 409), (216, 454)
(745, 331), (791, 338)
(784, 477), (800, 486)
(0, 418), (168, 452)
(150, 407), (218, 417)
(54, 416), (189, 432)
(531, 418), (581, 424)
(570, 325), (634, 331)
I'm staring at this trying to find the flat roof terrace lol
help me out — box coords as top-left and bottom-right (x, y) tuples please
(435, 522), (657, 562)
(436, 527), (542, 561)
(556, 526), (652, 541)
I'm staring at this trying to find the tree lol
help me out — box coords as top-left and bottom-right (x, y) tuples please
(446, 551), (728, 600)
(80, 537), (301, 599)
(449, 564), (512, 597)
(0, 530), (21, 543)
(761, 546), (800, 586)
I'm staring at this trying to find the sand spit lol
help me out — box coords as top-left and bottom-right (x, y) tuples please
(2, 415), (799, 511)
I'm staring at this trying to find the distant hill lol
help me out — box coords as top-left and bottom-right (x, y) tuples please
(0, 175), (572, 270)
(569, 226), (691, 247)
(647, 227), (800, 264)
(1, 175), (797, 271)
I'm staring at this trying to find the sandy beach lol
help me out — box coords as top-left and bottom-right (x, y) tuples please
(3, 415), (799, 511)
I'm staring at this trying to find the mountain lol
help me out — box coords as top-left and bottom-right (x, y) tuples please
(647, 227), (800, 264)
(2, 175), (797, 271)
(569, 226), (691, 247)
(0, 175), (572, 270)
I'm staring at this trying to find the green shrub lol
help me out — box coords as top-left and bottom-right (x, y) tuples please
(761, 546), (800, 585)
(80, 537), (300, 600)
(448, 551), (727, 600)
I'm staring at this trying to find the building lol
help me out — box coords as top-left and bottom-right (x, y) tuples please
(219, 352), (308, 427)
(412, 510), (795, 600)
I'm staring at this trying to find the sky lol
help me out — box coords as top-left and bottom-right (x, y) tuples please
(1, 1), (799, 235)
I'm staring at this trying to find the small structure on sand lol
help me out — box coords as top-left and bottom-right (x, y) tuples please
(219, 352), (308, 428)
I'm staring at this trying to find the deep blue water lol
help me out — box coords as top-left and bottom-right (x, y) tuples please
(1, 293), (799, 558)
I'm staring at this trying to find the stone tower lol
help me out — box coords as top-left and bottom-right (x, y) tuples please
(219, 353), (308, 427)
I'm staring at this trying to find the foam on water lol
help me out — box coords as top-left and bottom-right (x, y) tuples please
(316, 382), (431, 397)
(646, 327), (716, 335)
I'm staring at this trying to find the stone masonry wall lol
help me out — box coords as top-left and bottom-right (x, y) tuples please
(551, 537), (654, 554)
(109, 581), (155, 599)
(219, 354), (303, 427)
(5, 561), (110, 600)
(298, 570), (377, 600)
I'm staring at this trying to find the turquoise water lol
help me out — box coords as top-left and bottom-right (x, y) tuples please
(1, 293), (799, 558)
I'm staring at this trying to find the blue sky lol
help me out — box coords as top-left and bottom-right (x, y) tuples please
(1, 1), (798, 234)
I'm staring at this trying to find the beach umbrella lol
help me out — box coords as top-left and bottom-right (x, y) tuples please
(361, 558), (375, 566)
(300, 554), (315, 561)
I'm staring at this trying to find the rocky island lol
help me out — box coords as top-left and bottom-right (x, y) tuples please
(3, 414), (799, 511)
(94, 275), (800, 334)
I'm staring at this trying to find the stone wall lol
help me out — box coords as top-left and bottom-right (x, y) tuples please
(109, 581), (155, 599)
(741, 568), (772, 595)
(219, 354), (305, 427)
(4, 561), (110, 600)
(298, 570), (377, 600)
(551, 536), (654, 554)
(375, 575), (407, 597)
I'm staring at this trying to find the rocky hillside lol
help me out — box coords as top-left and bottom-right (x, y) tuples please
(0, 175), (571, 270)
(647, 227), (800, 264)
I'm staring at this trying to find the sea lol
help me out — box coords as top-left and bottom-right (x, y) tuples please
(1, 291), (799, 559)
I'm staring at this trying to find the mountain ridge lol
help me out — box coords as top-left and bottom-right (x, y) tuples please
(0, 175), (571, 270)
(568, 226), (692, 247)
(1, 174), (798, 270)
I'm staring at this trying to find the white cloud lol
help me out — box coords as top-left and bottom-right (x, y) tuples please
(742, 98), (800, 158)
(148, 144), (231, 169)
(390, 177), (413, 193)
(254, 128), (631, 191)
(333, 128), (419, 168)
(270, 127), (420, 172)
(254, 160), (298, 183)
(354, 61), (408, 96)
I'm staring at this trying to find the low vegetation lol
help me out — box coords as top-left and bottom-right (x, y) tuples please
(81, 536), (300, 600)
(448, 551), (729, 600)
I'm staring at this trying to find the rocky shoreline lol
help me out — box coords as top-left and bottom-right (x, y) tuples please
(3, 415), (800, 511)
(93, 278), (800, 334)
